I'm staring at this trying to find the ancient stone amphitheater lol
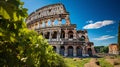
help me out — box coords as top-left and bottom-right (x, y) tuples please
(26, 3), (95, 57)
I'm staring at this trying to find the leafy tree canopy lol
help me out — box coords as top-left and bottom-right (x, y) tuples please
(0, 0), (66, 67)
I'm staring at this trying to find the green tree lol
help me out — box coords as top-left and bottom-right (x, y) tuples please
(0, 0), (66, 67)
(100, 46), (108, 53)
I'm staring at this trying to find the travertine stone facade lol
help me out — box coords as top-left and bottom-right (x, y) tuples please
(26, 3), (95, 57)
(109, 44), (119, 54)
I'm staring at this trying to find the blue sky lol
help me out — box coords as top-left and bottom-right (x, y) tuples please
(22, 0), (119, 46)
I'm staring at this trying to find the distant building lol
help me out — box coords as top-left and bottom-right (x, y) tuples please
(109, 43), (119, 54)
(26, 3), (95, 57)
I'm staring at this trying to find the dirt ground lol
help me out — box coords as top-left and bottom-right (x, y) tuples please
(84, 58), (100, 67)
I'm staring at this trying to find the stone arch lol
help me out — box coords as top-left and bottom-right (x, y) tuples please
(52, 31), (57, 39)
(60, 46), (65, 56)
(61, 19), (66, 24)
(54, 19), (58, 26)
(87, 48), (93, 56)
(68, 46), (73, 56)
(45, 32), (50, 39)
(47, 19), (51, 26)
(60, 30), (65, 38)
(42, 21), (45, 27)
(68, 31), (73, 38)
(76, 46), (82, 56)
(53, 46), (56, 52)
(80, 36), (85, 41)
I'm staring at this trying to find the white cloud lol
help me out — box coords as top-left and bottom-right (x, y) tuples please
(86, 20), (93, 24)
(83, 20), (114, 29)
(93, 35), (115, 41)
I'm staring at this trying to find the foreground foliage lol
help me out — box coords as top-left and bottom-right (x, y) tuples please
(0, 0), (66, 67)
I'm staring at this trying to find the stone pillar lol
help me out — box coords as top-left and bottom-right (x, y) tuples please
(51, 19), (54, 26)
(35, 22), (38, 29)
(58, 29), (61, 41)
(65, 29), (68, 39)
(73, 46), (77, 57)
(49, 30), (52, 41)
(57, 30), (61, 41)
(82, 46), (86, 57)
(37, 22), (40, 29)
(73, 29), (76, 39)
(65, 15), (70, 26)
(64, 46), (68, 56)
(91, 45), (96, 56)
(56, 45), (60, 54)
(39, 21), (42, 28)
(58, 18), (62, 26)
(45, 20), (48, 27)
(42, 31), (45, 38)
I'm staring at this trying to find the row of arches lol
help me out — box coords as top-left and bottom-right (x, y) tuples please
(53, 46), (92, 57)
(40, 30), (86, 39)
(40, 31), (74, 39)
(28, 19), (67, 29)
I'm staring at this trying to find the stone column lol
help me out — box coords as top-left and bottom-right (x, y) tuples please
(56, 45), (60, 54)
(42, 31), (45, 38)
(58, 29), (61, 41)
(58, 18), (62, 26)
(73, 46), (77, 57)
(82, 46), (86, 57)
(35, 22), (38, 29)
(65, 29), (68, 39)
(91, 45), (96, 56)
(39, 21), (42, 28)
(64, 46), (68, 56)
(57, 30), (60, 41)
(51, 19), (54, 26)
(73, 29), (76, 39)
(49, 30), (52, 41)
(65, 15), (70, 26)
(45, 20), (48, 27)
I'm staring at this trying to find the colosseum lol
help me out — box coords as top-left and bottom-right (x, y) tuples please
(26, 3), (95, 57)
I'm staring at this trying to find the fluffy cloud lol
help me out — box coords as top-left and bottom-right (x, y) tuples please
(86, 20), (93, 24)
(83, 20), (114, 29)
(93, 35), (115, 40)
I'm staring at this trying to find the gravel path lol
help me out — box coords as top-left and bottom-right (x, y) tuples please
(84, 58), (100, 67)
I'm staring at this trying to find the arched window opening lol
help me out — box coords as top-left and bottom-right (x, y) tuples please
(60, 46), (65, 56)
(76, 47), (82, 56)
(68, 46), (73, 56)
(88, 48), (93, 57)
(80, 36), (85, 41)
(52, 31), (57, 39)
(53, 46), (56, 52)
(45, 32), (50, 39)
(60, 30), (65, 38)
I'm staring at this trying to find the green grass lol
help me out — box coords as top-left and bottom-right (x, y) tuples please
(98, 58), (114, 67)
(64, 58), (90, 67)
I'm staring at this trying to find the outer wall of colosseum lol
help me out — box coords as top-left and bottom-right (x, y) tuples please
(26, 3), (95, 57)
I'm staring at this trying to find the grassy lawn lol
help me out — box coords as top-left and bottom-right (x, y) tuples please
(64, 58), (90, 67)
(98, 58), (114, 67)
